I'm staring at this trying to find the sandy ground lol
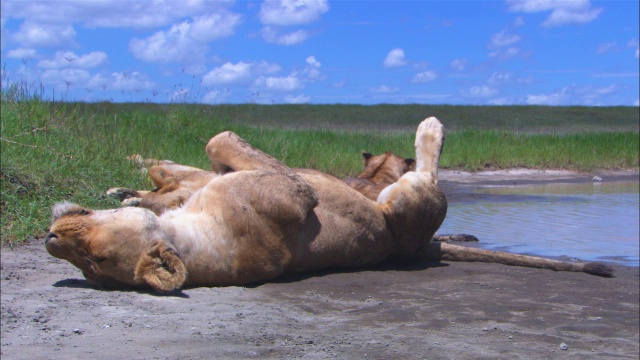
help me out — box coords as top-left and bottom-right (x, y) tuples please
(2, 169), (639, 360)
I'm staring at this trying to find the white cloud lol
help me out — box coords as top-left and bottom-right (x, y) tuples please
(12, 21), (76, 48)
(128, 12), (241, 63)
(129, 16), (240, 64)
(202, 61), (280, 86)
(506, 0), (602, 27)
(189, 12), (242, 42)
(170, 88), (190, 103)
(259, 0), (329, 26)
(488, 72), (512, 84)
(369, 85), (399, 93)
(525, 84), (621, 106)
(38, 51), (107, 69)
(40, 68), (90, 89)
(450, 58), (467, 71)
(488, 97), (511, 105)
(130, 22), (200, 63)
(87, 71), (155, 91)
(466, 85), (498, 98)
(412, 71), (438, 83)
(302, 55), (325, 81)
(383, 48), (407, 68)
(202, 89), (232, 104)
(2, 1), (234, 29)
(506, 0), (588, 13)
(526, 87), (569, 105)
(489, 47), (522, 59)
(203, 58), (319, 92)
(490, 30), (521, 47)
(255, 75), (304, 91)
(257, 0), (328, 45)
(542, 7), (601, 27)
(111, 71), (154, 90)
(6, 48), (37, 59)
(261, 26), (310, 45)
(283, 94), (310, 103)
(306, 56), (321, 68)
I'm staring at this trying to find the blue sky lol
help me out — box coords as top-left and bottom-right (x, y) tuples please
(1, 0), (638, 106)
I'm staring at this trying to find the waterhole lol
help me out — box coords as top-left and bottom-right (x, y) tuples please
(439, 181), (639, 266)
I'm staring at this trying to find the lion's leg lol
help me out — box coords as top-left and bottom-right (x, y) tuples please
(205, 131), (295, 175)
(414, 116), (445, 184)
(377, 117), (448, 257)
(205, 130), (318, 213)
(106, 188), (150, 202)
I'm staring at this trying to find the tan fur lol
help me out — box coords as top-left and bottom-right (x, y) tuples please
(46, 118), (448, 291)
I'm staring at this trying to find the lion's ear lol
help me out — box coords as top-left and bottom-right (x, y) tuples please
(404, 158), (416, 172)
(148, 166), (175, 188)
(135, 241), (186, 292)
(156, 177), (180, 195)
(362, 151), (372, 163)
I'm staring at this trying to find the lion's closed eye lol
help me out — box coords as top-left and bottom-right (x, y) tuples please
(91, 256), (107, 263)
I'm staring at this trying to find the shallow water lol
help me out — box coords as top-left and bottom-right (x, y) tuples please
(439, 181), (639, 266)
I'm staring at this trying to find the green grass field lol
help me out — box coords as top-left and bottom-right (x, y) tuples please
(1, 84), (638, 245)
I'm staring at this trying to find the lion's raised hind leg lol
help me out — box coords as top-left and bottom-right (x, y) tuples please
(414, 116), (445, 184)
(377, 117), (448, 258)
(204, 131), (318, 215)
(205, 131), (294, 175)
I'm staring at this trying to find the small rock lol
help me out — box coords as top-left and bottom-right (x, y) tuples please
(73, 328), (83, 335)
(560, 342), (568, 350)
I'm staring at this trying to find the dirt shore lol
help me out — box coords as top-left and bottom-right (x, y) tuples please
(2, 169), (638, 360)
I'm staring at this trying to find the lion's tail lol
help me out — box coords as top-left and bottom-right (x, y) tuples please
(427, 242), (615, 277)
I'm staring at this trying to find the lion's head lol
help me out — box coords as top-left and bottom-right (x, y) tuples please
(357, 151), (415, 183)
(45, 202), (186, 292)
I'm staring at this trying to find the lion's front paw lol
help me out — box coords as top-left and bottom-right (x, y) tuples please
(121, 197), (142, 207)
(106, 188), (140, 202)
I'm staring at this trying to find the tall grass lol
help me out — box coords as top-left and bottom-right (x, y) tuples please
(441, 130), (638, 171)
(1, 81), (638, 245)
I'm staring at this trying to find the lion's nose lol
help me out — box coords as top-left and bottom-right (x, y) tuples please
(44, 233), (58, 244)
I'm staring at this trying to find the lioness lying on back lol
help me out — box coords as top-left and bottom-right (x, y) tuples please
(47, 118), (612, 293)
(46, 117), (450, 291)
(106, 135), (613, 279)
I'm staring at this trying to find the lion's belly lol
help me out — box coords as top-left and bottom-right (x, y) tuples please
(287, 174), (395, 272)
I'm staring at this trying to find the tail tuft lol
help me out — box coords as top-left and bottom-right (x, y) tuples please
(583, 262), (615, 278)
